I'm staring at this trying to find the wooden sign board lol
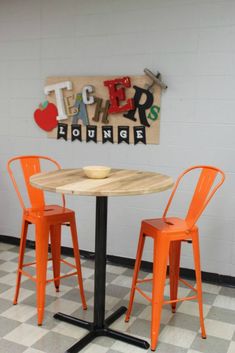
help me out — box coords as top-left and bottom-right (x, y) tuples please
(46, 75), (162, 144)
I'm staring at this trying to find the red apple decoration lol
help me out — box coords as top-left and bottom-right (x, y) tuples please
(34, 101), (58, 131)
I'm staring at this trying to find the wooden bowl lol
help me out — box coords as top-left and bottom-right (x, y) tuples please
(83, 166), (111, 179)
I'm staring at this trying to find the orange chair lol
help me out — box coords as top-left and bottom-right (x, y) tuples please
(7, 156), (87, 325)
(125, 166), (225, 351)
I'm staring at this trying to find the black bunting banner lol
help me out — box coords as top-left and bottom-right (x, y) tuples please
(118, 126), (129, 144)
(133, 126), (146, 145)
(71, 124), (82, 141)
(102, 126), (113, 143)
(57, 123), (68, 140)
(86, 125), (97, 143)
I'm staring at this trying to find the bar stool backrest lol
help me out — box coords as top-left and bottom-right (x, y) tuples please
(163, 165), (225, 229)
(7, 155), (65, 211)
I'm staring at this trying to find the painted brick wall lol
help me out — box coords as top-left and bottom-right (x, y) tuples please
(0, 0), (234, 276)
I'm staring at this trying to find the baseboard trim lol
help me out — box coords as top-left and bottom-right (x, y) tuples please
(1, 234), (234, 288)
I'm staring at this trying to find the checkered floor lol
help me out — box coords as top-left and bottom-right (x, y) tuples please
(0, 242), (234, 353)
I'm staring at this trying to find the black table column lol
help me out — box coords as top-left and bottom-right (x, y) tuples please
(94, 196), (107, 328)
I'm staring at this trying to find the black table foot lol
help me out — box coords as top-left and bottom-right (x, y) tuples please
(54, 312), (92, 331)
(105, 305), (127, 326)
(106, 328), (150, 349)
(65, 331), (96, 353)
(54, 306), (150, 352)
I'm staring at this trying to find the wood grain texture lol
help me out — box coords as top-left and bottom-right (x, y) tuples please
(30, 169), (173, 197)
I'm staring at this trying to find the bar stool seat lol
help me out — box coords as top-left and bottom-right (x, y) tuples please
(26, 204), (74, 220)
(142, 217), (197, 235)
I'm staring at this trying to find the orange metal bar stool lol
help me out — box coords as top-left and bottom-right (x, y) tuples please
(125, 165), (225, 351)
(7, 155), (87, 325)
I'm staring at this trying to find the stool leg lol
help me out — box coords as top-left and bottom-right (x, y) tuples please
(169, 240), (181, 313)
(13, 218), (29, 305)
(125, 228), (145, 322)
(50, 224), (61, 292)
(192, 231), (206, 339)
(151, 237), (169, 351)
(35, 221), (49, 326)
(70, 216), (87, 310)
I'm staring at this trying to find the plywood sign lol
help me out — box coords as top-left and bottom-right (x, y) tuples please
(37, 74), (163, 144)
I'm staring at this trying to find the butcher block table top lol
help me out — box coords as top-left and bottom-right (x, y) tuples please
(30, 168), (174, 197)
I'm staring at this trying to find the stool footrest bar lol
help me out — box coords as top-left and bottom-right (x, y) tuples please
(60, 258), (77, 269)
(136, 278), (153, 284)
(179, 277), (197, 292)
(135, 286), (152, 302)
(163, 295), (198, 305)
(46, 271), (78, 283)
(19, 269), (36, 282)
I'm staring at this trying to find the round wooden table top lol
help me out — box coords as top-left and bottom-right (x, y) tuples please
(30, 168), (174, 197)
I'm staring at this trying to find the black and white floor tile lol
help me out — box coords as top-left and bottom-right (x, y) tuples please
(0, 242), (234, 353)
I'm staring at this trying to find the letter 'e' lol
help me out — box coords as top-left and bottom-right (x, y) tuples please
(103, 77), (134, 114)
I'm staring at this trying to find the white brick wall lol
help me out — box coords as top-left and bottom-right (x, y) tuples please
(0, 0), (234, 276)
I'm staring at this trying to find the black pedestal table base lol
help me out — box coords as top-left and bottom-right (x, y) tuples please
(54, 306), (149, 353)
(54, 197), (150, 352)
